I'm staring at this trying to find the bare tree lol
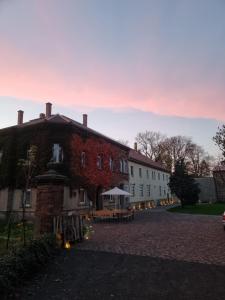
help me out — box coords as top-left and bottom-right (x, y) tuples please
(18, 145), (38, 245)
(135, 131), (214, 174)
(135, 131), (166, 160)
(186, 143), (212, 177)
(213, 125), (225, 157)
(156, 136), (192, 172)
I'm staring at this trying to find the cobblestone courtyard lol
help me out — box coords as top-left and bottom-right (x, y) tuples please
(78, 207), (225, 265)
(19, 207), (225, 300)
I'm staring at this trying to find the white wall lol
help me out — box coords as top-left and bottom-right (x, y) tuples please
(128, 161), (171, 204)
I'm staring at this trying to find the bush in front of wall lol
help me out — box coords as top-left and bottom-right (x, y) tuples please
(0, 234), (59, 298)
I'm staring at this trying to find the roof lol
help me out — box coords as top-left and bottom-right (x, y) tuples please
(129, 149), (170, 173)
(0, 114), (130, 150)
(0, 112), (170, 173)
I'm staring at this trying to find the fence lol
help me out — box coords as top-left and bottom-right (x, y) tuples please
(53, 214), (84, 244)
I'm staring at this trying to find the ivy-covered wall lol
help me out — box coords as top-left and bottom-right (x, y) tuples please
(0, 123), (72, 188)
(0, 121), (129, 195)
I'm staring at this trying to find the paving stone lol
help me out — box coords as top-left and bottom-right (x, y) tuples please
(78, 207), (225, 265)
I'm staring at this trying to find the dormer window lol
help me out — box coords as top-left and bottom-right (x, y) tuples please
(52, 144), (63, 163)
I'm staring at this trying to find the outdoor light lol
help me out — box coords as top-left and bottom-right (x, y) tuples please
(64, 241), (71, 249)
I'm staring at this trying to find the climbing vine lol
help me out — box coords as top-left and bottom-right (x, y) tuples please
(0, 122), (129, 195)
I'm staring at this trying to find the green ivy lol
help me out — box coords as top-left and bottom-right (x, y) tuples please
(0, 123), (75, 188)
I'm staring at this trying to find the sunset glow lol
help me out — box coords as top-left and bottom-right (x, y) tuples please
(0, 0), (224, 155)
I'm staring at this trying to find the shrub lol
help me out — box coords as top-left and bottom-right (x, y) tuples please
(0, 234), (58, 298)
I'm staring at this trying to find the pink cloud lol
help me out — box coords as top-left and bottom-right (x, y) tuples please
(0, 42), (225, 121)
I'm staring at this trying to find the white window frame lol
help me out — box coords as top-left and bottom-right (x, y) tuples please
(139, 184), (144, 197)
(22, 189), (32, 208)
(146, 184), (151, 197)
(130, 165), (134, 177)
(139, 168), (142, 178)
(130, 184), (135, 197)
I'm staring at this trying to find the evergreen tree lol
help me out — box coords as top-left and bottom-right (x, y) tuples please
(169, 159), (200, 207)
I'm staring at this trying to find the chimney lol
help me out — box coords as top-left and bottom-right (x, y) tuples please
(46, 102), (52, 118)
(39, 113), (45, 119)
(17, 110), (24, 125)
(134, 142), (137, 151)
(83, 114), (88, 127)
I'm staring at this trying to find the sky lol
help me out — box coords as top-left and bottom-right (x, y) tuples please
(0, 0), (225, 156)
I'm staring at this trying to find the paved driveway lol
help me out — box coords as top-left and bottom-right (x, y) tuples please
(78, 207), (225, 265)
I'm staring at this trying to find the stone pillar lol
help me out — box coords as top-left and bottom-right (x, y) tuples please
(35, 169), (68, 235)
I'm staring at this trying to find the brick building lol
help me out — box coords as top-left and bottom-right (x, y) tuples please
(0, 103), (129, 218)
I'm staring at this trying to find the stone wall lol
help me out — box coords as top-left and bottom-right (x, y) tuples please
(194, 177), (217, 203)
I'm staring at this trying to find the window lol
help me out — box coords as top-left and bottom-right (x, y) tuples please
(158, 173), (160, 180)
(79, 188), (86, 204)
(139, 184), (144, 197)
(120, 160), (123, 173)
(152, 170), (156, 180)
(139, 168), (142, 178)
(146, 169), (149, 179)
(163, 174), (165, 181)
(130, 166), (134, 177)
(97, 154), (103, 169)
(146, 185), (151, 197)
(164, 189), (166, 196)
(21, 189), (31, 208)
(109, 157), (114, 171)
(120, 159), (128, 173)
(81, 152), (86, 168)
(130, 184), (135, 196)
(0, 150), (3, 164)
(159, 186), (162, 196)
(52, 144), (63, 163)
(123, 160), (128, 173)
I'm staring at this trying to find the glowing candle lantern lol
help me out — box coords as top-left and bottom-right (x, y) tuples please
(64, 241), (71, 249)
